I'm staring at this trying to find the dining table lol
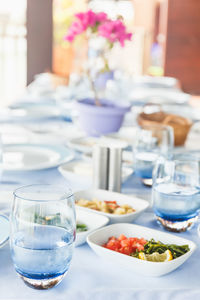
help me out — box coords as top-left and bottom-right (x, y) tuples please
(1, 84), (200, 300)
(1, 167), (200, 300)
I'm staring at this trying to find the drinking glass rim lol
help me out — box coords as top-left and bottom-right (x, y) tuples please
(14, 184), (73, 202)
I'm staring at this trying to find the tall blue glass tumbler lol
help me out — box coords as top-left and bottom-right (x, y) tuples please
(10, 184), (76, 289)
(152, 156), (200, 232)
(133, 124), (174, 180)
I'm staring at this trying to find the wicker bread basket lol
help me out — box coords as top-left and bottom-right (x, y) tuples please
(137, 112), (192, 146)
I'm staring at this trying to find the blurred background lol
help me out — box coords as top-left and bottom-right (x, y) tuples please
(1, 0), (200, 106)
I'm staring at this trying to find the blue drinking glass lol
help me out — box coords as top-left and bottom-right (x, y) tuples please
(133, 125), (174, 180)
(10, 184), (76, 289)
(152, 156), (200, 232)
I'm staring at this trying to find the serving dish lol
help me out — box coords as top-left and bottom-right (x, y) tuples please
(8, 102), (61, 122)
(75, 207), (109, 247)
(74, 189), (149, 223)
(130, 88), (190, 105)
(58, 160), (133, 184)
(67, 136), (128, 154)
(132, 76), (179, 89)
(82, 150), (133, 167)
(87, 223), (196, 277)
(67, 137), (99, 154)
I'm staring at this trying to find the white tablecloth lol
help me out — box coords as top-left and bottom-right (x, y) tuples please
(0, 167), (200, 300)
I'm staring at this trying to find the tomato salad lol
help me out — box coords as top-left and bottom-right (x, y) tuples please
(102, 235), (190, 262)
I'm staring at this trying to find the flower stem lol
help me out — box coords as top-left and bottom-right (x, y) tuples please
(87, 70), (101, 106)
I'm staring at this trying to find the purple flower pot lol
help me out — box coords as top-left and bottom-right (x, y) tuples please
(75, 98), (130, 137)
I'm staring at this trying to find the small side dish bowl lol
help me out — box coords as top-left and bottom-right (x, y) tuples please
(74, 189), (149, 223)
(58, 162), (133, 184)
(66, 137), (99, 154)
(76, 207), (109, 247)
(87, 223), (196, 277)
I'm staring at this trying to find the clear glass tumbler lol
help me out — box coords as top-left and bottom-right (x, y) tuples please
(10, 184), (76, 289)
(133, 124), (174, 180)
(152, 156), (200, 232)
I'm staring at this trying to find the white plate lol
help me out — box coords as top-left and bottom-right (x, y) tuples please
(3, 144), (74, 171)
(130, 88), (190, 105)
(162, 104), (200, 121)
(132, 76), (179, 89)
(0, 215), (9, 248)
(74, 189), (149, 223)
(67, 136), (128, 154)
(8, 102), (61, 121)
(58, 160), (133, 184)
(87, 223), (196, 277)
(76, 207), (109, 247)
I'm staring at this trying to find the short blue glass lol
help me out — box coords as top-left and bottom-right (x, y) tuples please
(152, 155), (200, 232)
(10, 184), (76, 289)
(133, 124), (174, 180)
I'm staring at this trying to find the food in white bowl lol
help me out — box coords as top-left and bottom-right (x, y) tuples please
(87, 223), (196, 277)
(76, 198), (135, 215)
(102, 235), (189, 261)
(76, 223), (88, 233)
(74, 189), (149, 223)
(75, 207), (109, 247)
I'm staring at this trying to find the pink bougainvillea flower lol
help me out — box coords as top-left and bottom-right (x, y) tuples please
(64, 10), (132, 46)
(96, 12), (108, 23)
(64, 20), (85, 42)
(75, 10), (97, 28)
(65, 10), (99, 41)
(98, 19), (132, 47)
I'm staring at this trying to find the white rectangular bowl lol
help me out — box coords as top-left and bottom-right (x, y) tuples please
(58, 161), (133, 184)
(74, 189), (149, 223)
(87, 223), (196, 277)
(76, 207), (109, 247)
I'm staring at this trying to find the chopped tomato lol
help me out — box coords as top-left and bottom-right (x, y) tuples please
(107, 203), (119, 210)
(120, 246), (132, 255)
(103, 235), (147, 256)
(106, 238), (121, 251)
(139, 238), (147, 245)
(121, 239), (131, 248)
(118, 234), (127, 241)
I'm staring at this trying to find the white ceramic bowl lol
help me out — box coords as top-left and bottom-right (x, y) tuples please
(74, 189), (149, 223)
(67, 136), (128, 154)
(76, 207), (109, 247)
(82, 150), (133, 167)
(58, 161), (133, 184)
(87, 223), (196, 277)
(67, 137), (99, 154)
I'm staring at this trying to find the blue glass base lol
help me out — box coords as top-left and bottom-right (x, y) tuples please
(156, 215), (198, 232)
(17, 271), (67, 289)
(154, 209), (198, 222)
(16, 267), (67, 280)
